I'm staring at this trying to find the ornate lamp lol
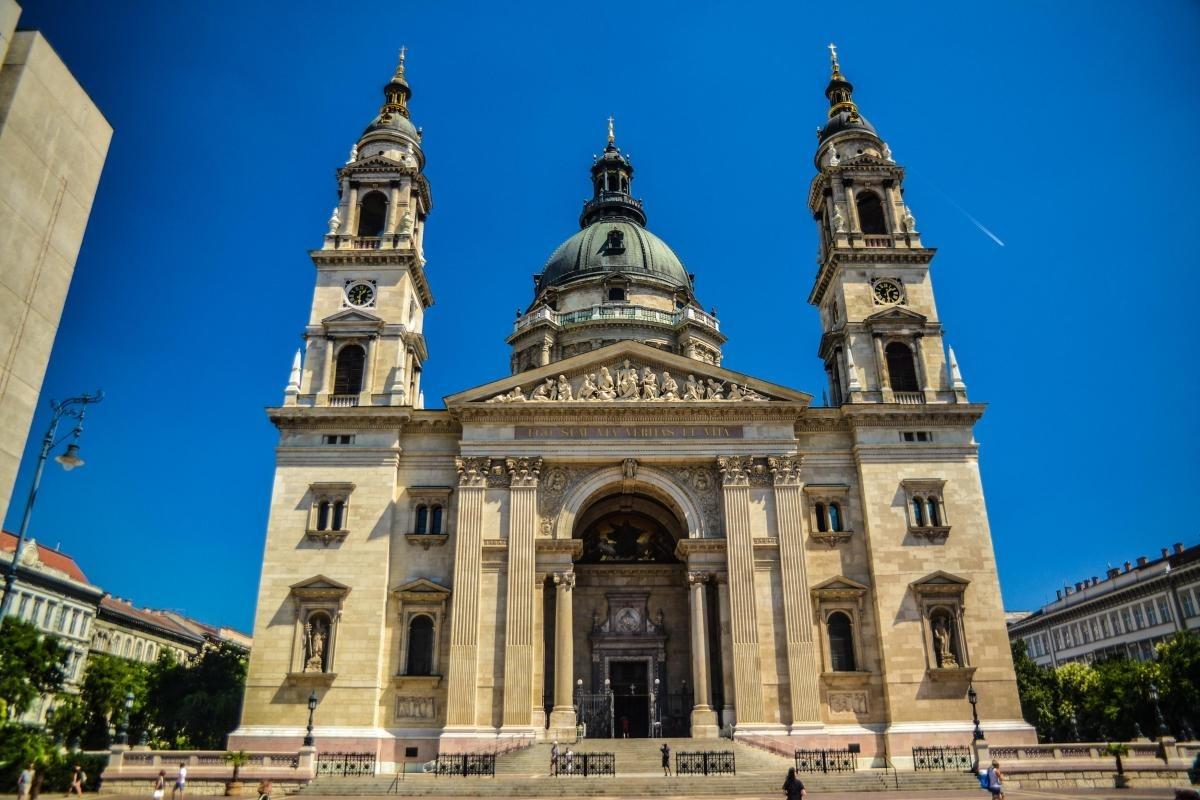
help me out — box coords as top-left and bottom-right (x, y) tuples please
(1148, 682), (1170, 739)
(304, 690), (319, 747)
(967, 684), (984, 741)
(117, 690), (134, 745)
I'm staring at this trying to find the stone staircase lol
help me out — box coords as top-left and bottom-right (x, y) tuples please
(298, 738), (982, 796)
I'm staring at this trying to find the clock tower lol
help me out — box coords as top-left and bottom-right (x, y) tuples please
(285, 49), (433, 409)
(808, 45), (967, 406)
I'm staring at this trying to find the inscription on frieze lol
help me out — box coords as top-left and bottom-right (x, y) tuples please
(515, 425), (744, 440)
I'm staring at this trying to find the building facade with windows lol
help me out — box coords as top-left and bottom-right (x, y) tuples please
(1008, 542), (1199, 667)
(0, 531), (102, 722)
(232, 49), (1035, 769)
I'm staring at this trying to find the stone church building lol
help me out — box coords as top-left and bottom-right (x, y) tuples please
(230, 48), (1035, 769)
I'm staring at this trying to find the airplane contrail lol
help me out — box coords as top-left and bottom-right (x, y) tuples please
(908, 168), (1006, 247)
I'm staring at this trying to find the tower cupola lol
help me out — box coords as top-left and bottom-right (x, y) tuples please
(580, 117), (646, 227)
(817, 43), (878, 148)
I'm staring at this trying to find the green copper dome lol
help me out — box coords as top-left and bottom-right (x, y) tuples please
(538, 220), (692, 292)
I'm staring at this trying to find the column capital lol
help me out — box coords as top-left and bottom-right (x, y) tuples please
(717, 456), (772, 486)
(687, 570), (711, 587)
(552, 571), (575, 590)
(767, 455), (803, 486)
(456, 456), (493, 487)
(506, 456), (543, 488)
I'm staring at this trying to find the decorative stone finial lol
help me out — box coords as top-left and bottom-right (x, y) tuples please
(903, 206), (918, 233)
(844, 344), (862, 391)
(607, 115), (615, 146)
(828, 42), (839, 73)
(327, 207), (341, 235)
(284, 348), (302, 402)
(948, 346), (967, 391)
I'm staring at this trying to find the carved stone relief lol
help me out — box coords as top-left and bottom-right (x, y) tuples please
(828, 691), (868, 714)
(717, 456), (771, 487)
(394, 695), (438, 721)
(487, 358), (770, 404)
(537, 465), (591, 535)
(665, 465), (721, 524)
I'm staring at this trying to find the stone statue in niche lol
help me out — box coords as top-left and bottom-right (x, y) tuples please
(304, 617), (329, 672)
(932, 614), (958, 668)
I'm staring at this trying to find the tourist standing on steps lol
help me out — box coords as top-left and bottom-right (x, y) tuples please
(782, 767), (806, 800)
(660, 743), (671, 776)
(563, 748), (574, 775)
(550, 741), (559, 776)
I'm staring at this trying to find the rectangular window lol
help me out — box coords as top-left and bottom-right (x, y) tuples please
(56, 606), (67, 631)
(1100, 616), (1111, 638)
(1091, 619), (1102, 640)
(1078, 623), (1090, 643)
(70, 609), (80, 636)
(1055, 629), (1065, 649)
(900, 431), (933, 442)
(1182, 590), (1197, 618)
(17, 594), (29, 618)
(1064, 627), (1074, 647)
(1110, 611), (1123, 635)
(1122, 608), (1133, 630)
(322, 434), (354, 445)
(31, 598), (43, 625)
(1157, 597), (1172, 622)
(1132, 606), (1145, 629)
(44, 601), (56, 628)
(1145, 602), (1158, 626)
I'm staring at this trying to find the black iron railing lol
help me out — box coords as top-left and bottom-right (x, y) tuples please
(433, 753), (496, 777)
(554, 752), (616, 777)
(794, 748), (856, 773)
(677, 750), (736, 775)
(316, 752), (376, 777)
(912, 745), (973, 772)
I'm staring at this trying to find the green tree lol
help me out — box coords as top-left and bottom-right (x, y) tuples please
(0, 617), (69, 717)
(1155, 631), (1200, 733)
(72, 652), (149, 749)
(1011, 641), (1058, 740)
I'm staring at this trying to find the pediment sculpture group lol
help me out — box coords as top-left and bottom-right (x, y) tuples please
(488, 360), (769, 404)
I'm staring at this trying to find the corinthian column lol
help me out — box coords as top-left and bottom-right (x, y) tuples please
(444, 457), (490, 729)
(688, 571), (719, 737)
(768, 456), (822, 728)
(502, 457), (541, 731)
(717, 456), (766, 726)
(548, 571), (576, 731)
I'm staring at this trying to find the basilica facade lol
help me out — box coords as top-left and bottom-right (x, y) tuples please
(230, 48), (1035, 769)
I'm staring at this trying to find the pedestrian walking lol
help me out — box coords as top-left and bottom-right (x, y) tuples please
(66, 765), (85, 797)
(563, 747), (574, 775)
(170, 764), (187, 800)
(985, 760), (1004, 799)
(255, 779), (272, 800)
(18, 762), (34, 800)
(660, 743), (671, 776)
(620, 716), (630, 738)
(549, 741), (560, 776)
(151, 771), (166, 800)
(782, 767), (806, 800)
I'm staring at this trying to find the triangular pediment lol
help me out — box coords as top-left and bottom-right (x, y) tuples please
(444, 340), (811, 406)
(811, 575), (870, 593)
(351, 154), (410, 170)
(910, 570), (970, 598)
(864, 306), (927, 325)
(290, 574), (350, 592)
(393, 578), (451, 596)
(322, 308), (385, 332)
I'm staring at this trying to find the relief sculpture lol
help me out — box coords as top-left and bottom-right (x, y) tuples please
(486, 360), (769, 404)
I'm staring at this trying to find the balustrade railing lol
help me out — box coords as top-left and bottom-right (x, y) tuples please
(794, 748), (856, 773)
(315, 752), (376, 777)
(329, 394), (359, 407)
(912, 745), (973, 771)
(863, 236), (892, 248)
(433, 753), (496, 777)
(553, 752), (615, 777)
(350, 237), (382, 250)
(512, 304), (720, 334)
(894, 391), (925, 405)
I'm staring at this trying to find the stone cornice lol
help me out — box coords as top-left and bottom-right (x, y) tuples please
(455, 401), (808, 425)
(841, 404), (986, 428)
(807, 249), (936, 307)
(269, 405), (413, 431)
(309, 249), (434, 307)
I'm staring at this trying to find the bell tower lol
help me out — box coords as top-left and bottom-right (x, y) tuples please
(284, 48), (434, 409)
(807, 45), (967, 406)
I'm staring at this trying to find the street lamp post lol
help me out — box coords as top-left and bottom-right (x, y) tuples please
(303, 690), (319, 747)
(967, 684), (984, 741)
(117, 690), (134, 745)
(1148, 682), (1170, 739)
(0, 392), (102, 618)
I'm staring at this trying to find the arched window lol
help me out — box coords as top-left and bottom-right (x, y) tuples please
(827, 612), (856, 671)
(333, 345), (366, 395)
(414, 505), (428, 535)
(123, 638), (132, 657)
(815, 502), (828, 532)
(912, 497), (926, 527)
(135, 641), (144, 660)
(430, 506), (443, 535)
(856, 191), (887, 234)
(927, 499), (941, 527)
(885, 342), (920, 393)
(828, 503), (843, 533)
(357, 191), (388, 237)
(331, 500), (346, 531)
(316, 501), (331, 531)
(406, 615), (435, 676)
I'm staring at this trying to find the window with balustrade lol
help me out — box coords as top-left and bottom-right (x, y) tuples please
(805, 485), (853, 546)
(901, 479), (950, 542)
(307, 482), (355, 545)
(885, 341), (920, 393)
(856, 191), (888, 235)
(406, 488), (452, 547)
(357, 191), (388, 237)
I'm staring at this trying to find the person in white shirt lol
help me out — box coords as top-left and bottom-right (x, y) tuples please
(171, 765), (187, 800)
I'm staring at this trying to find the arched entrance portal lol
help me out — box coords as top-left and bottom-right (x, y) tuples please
(543, 488), (715, 737)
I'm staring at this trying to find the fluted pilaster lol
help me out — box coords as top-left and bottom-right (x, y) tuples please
(502, 458), (541, 730)
(444, 457), (490, 727)
(716, 456), (765, 725)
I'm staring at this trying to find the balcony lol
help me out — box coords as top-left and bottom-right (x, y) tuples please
(512, 304), (720, 335)
(894, 392), (925, 405)
(863, 236), (892, 248)
(329, 394), (360, 407)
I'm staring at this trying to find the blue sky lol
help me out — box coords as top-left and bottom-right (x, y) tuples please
(9, 0), (1199, 632)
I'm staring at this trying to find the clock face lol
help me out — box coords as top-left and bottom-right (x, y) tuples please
(346, 283), (375, 307)
(873, 280), (903, 304)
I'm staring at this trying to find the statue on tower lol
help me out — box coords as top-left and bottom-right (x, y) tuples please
(327, 207), (341, 235)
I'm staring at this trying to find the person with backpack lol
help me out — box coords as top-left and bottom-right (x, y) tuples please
(66, 765), (85, 797)
(782, 767), (806, 800)
(985, 760), (1004, 799)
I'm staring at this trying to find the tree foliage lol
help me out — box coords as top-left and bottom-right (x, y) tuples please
(0, 617), (70, 717)
(1012, 631), (1200, 742)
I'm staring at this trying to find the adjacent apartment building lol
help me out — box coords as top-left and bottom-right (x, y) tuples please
(1008, 542), (1199, 667)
